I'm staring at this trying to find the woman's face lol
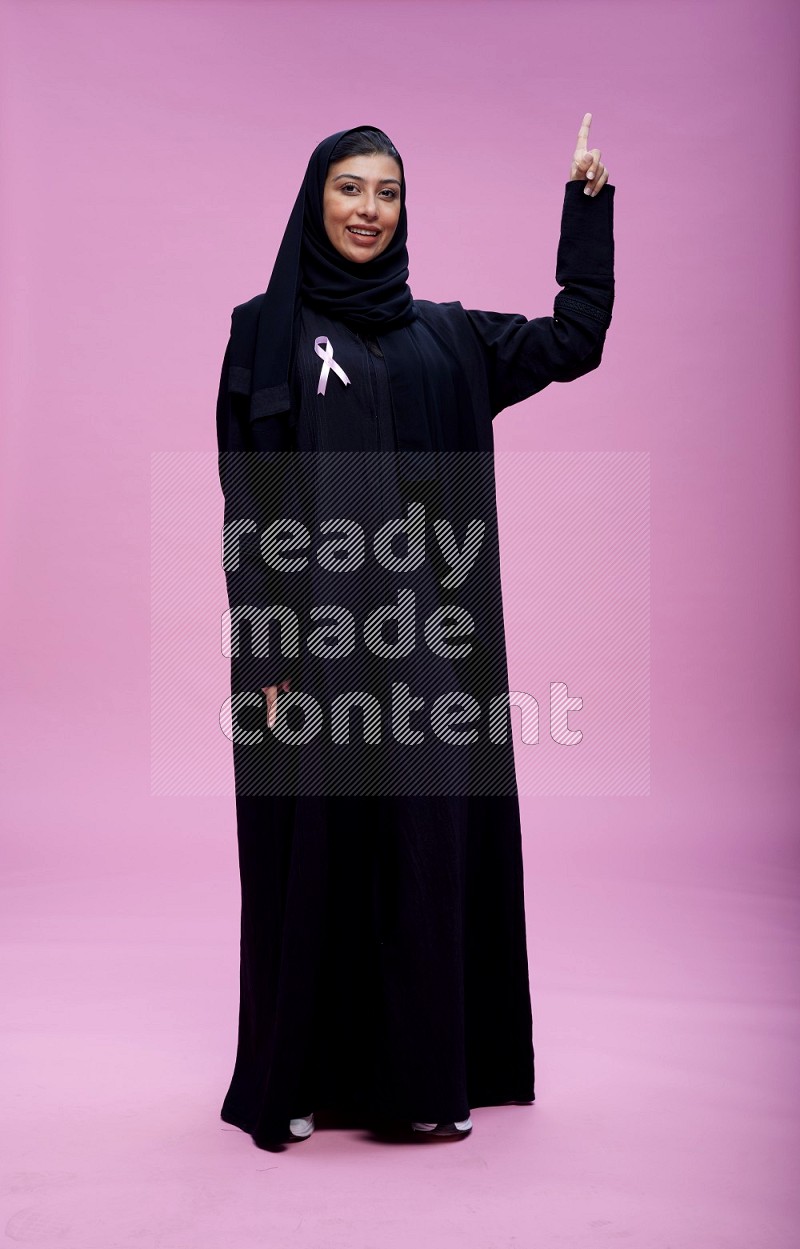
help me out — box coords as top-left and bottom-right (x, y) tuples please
(322, 153), (403, 263)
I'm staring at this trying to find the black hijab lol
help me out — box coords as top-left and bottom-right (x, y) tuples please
(240, 124), (439, 453)
(299, 127), (415, 329)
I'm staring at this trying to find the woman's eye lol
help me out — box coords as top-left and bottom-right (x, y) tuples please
(341, 184), (397, 199)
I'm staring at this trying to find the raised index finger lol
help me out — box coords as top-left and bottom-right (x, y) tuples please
(576, 111), (592, 149)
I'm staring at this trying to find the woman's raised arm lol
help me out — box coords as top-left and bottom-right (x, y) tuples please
(464, 113), (615, 417)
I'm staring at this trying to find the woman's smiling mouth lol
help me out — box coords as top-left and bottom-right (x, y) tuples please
(347, 226), (381, 245)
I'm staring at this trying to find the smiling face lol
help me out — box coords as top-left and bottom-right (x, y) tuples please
(322, 152), (403, 263)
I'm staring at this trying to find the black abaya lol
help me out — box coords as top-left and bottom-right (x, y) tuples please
(218, 178), (615, 1148)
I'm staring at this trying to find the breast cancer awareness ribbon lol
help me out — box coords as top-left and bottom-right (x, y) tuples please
(314, 336), (351, 396)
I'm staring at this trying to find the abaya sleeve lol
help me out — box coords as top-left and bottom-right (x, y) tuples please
(463, 179), (615, 418)
(216, 331), (298, 692)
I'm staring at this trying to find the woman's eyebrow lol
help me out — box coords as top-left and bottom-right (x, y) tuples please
(332, 172), (402, 186)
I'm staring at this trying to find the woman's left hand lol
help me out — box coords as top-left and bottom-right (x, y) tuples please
(569, 112), (610, 196)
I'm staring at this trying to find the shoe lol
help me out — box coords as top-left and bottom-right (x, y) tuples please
(411, 1115), (472, 1138)
(288, 1113), (315, 1140)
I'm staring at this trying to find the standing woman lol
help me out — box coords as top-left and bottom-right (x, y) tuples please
(216, 120), (614, 1150)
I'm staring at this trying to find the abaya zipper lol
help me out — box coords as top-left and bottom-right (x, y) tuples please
(363, 334), (382, 433)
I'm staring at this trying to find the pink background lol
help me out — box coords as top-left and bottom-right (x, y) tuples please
(1, 0), (799, 1245)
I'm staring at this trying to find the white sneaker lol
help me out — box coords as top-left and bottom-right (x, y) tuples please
(411, 1115), (472, 1138)
(288, 1113), (315, 1139)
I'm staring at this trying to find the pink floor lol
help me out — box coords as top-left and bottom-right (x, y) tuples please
(2, 800), (798, 1248)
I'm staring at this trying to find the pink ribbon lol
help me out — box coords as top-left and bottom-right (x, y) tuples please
(314, 336), (351, 396)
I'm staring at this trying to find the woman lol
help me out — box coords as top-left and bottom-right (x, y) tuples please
(216, 120), (614, 1149)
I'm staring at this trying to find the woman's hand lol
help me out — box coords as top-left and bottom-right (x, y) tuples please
(569, 112), (610, 196)
(262, 678), (291, 729)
